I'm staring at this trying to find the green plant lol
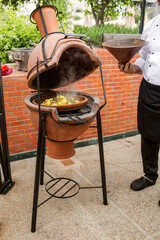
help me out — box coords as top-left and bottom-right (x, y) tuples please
(0, 1), (74, 63)
(73, 24), (140, 46)
(0, 5), (41, 63)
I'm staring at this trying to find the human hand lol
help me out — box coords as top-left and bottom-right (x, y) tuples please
(118, 62), (142, 75)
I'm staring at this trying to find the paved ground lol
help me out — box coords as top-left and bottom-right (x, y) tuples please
(0, 134), (160, 240)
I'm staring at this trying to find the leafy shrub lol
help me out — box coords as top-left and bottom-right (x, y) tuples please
(0, 5), (41, 63)
(0, 2), (73, 63)
(73, 24), (140, 46)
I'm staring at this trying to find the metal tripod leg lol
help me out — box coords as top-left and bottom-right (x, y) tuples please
(40, 136), (46, 185)
(0, 115), (14, 194)
(0, 150), (2, 191)
(96, 110), (108, 205)
(31, 115), (45, 233)
(0, 115), (11, 181)
(0, 62), (14, 194)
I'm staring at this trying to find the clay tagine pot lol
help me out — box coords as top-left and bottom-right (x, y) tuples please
(102, 38), (145, 64)
(25, 91), (100, 159)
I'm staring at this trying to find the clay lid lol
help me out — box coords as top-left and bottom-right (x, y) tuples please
(102, 38), (145, 64)
(27, 35), (100, 90)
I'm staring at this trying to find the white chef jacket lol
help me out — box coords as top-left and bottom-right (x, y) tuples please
(135, 14), (160, 86)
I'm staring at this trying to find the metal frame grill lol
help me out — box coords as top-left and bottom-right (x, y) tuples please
(26, 4), (108, 233)
(0, 61), (14, 194)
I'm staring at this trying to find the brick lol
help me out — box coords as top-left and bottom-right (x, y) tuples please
(2, 50), (141, 155)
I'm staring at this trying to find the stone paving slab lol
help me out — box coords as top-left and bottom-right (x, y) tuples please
(0, 134), (160, 240)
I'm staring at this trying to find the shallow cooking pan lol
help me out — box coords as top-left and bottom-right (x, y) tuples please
(32, 92), (88, 112)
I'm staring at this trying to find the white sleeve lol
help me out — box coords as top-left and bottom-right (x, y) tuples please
(134, 22), (150, 71)
(134, 48), (147, 71)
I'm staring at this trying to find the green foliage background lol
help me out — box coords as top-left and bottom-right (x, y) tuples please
(73, 24), (139, 46)
(0, 2), (140, 63)
(0, 1), (72, 63)
(0, 5), (41, 63)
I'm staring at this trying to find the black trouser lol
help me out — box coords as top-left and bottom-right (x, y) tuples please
(141, 136), (159, 181)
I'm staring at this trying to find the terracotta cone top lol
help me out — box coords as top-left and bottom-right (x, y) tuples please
(102, 38), (145, 64)
(31, 5), (59, 37)
(27, 5), (100, 90)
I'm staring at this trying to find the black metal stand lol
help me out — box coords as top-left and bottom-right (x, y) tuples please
(0, 62), (14, 194)
(31, 61), (108, 232)
(31, 110), (108, 233)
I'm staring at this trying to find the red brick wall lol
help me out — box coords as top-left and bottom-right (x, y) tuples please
(2, 47), (142, 155)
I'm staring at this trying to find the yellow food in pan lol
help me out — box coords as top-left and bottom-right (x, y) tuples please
(41, 94), (80, 106)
